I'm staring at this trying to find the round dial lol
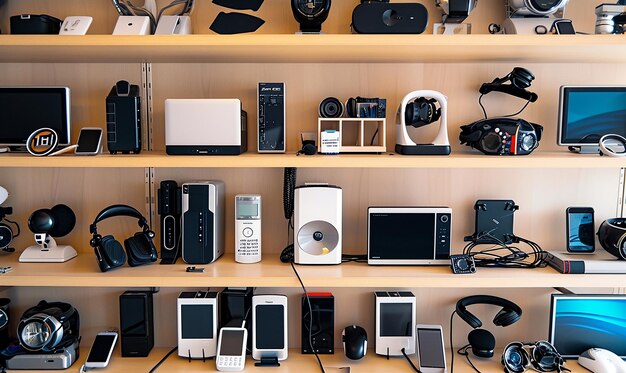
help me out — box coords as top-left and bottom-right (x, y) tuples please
(520, 134), (537, 152)
(481, 132), (503, 153)
(296, 0), (326, 17)
(529, 0), (563, 12)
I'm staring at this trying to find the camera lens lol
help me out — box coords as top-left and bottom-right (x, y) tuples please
(520, 134), (537, 152)
(481, 132), (502, 153)
(319, 97), (344, 118)
(528, 0), (564, 13)
(504, 349), (526, 373)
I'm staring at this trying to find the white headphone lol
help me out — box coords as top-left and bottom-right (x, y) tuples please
(599, 134), (626, 157)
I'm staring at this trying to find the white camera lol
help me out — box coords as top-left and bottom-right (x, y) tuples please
(509, 0), (568, 16)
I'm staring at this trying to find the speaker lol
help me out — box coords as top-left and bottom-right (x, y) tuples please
(106, 80), (142, 154)
(120, 291), (154, 357)
(182, 181), (225, 264)
(158, 180), (181, 264)
(294, 185), (342, 265)
(301, 292), (334, 354)
(351, 2), (428, 34)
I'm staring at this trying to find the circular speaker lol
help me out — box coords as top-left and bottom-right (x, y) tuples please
(319, 97), (344, 118)
(49, 204), (76, 237)
(28, 209), (55, 234)
(297, 220), (339, 256)
(468, 328), (495, 358)
(0, 225), (12, 249)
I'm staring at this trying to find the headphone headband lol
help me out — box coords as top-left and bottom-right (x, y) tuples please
(90, 204), (149, 235)
(456, 295), (522, 328)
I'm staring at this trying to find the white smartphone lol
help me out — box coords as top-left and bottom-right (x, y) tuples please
(75, 127), (103, 155)
(252, 295), (288, 361)
(415, 325), (447, 373)
(216, 327), (248, 372)
(84, 331), (118, 368)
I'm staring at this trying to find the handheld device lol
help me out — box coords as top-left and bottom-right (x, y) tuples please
(252, 295), (288, 361)
(415, 325), (447, 373)
(235, 195), (261, 263)
(84, 331), (118, 368)
(566, 207), (595, 253)
(216, 327), (248, 372)
(258, 83), (285, 153)
(75, 127), (103, 155)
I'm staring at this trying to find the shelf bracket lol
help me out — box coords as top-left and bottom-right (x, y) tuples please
(618, 168), (626, 218)
(145, 167), (156, 229)
(141, 62), (153, 152)
(553, 287), (575, 295)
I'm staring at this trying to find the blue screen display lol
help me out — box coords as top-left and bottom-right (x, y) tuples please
(561, 88), (626, 144)
(551, 296), (626, 357)
(568, 212), (594, 252)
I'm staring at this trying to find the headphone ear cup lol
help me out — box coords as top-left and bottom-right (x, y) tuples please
(124, 232), (157, 266)
(28, 209), (54, 234)
(457, 307), (483, 329)
(494, 308), (521, 327)
(49, 204), (76, 237)
(346, 97), (356, 118)
(468, 329), (495, 358)
(100, 235), (126, 270)
(510, 67), (534, 89)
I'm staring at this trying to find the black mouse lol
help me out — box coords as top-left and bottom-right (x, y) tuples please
(342, 325), (367, 360)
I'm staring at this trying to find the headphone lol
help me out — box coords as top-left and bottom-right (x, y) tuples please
(599, 134), (626, 157)
(28, 204), (76, 238)
(89, 204), (157, 272)
(502, 341), (567, 373)
(404, 97), (441, 128)
(479, 67), (538, 103)
(17, 300), (79, 353)
(456, 295), (523, 358)
(597, 218), (626, 260)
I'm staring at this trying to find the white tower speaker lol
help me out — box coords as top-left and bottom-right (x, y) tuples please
(294, 184), (342, 265)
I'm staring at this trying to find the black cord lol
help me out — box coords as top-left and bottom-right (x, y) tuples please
(3, 218), (19, 238)
(450, 311), (456, 373)
(457, 345), (482, 373)
(148, 346), (178, 373)
(463, 232), (548, 269)
(290, 262), (325, 373)
(478, 94), (531, 119)
(401, 347), (422, 373)
(370, 128), (379, 146)
(502, 99), (531, 118)
(478, 94), (488, 119)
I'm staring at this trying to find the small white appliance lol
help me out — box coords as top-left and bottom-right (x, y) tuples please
(375, 291), (416, 357)
(59, 16), (93, 35)
(235, 195), (261, 264)
(112, 16), (151, 35)
(155, 15), (192, 34)
(177, 291), (218, 359)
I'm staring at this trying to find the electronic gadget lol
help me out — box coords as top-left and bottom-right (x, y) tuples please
(450, 254), (476, 274)
(320, 130), (340, 154)
(258, 82), (285, 153)
(10, 14), (61, 34)
(291, 0), (331, 33)
(466, 200), (518, 245)
(456, 295), (522, 358)
(0, 299), (10, 349)
(216, 327), (248, 371)
(59, 16), (93, 35)
(509, 0), (568, 15)
(501, 340), (567, 373)
(252, 295), (288, 362)
(501, 0), (569, 34)
(106, 80), (142, 154)
(220, 288), (253, 352)
(415, 325), (447, 373)
(113, 16), (151, 35)
(0, 187), (7, 205)
(155, 15), (192, 34)
(0, 87), (71, 150)
(177, 291), (218, 359)
(182, 181), (225, 264)
(566, 207), (595, 253)
(165, 99), (248, 155)
(578, 348), (626, 373)
(25, 128), (82, 157)
(120, 290), (154, 357)
(319, 97), (343, 118)
(210, 12), (265, 34)
(368, 207), (451, 265)
(213, 0), (264, 11)
(375, 291), (416, 357)
(596, 3), (626, 34)
(558, 86), (626, 153)
(551, 18), (575, 34)
(301, 292), (334, 354)
(89, 204), (158, 272)
(597, 218), (626, 260)
(501, 17), (559, 35)
(546, 251), (626, 274)
(84, 331), (118, 368)
(395, 90), (451, 155)
(20, 204), (77, 263)
(4, 340), (79, 370)
(433, 0), (476, 34)
(342, 325), (367, 360)
(158, 180), (181, 264)
(0, 193), (18, 252)
(599, 134), (626, 157)
(235, 195), (261, 263)
(351, 2), (428, 34)
(294, 184), (342, 265)
(550, 294), (626, 358)
(346, 97), (386, 119)
(75, 127), (103, 155)
(17, 300), (80, 353)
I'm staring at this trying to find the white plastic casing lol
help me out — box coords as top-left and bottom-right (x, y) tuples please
(252, 295), (288, 361)
(235, 195), (261, 264)
(375, 291), (416, 356)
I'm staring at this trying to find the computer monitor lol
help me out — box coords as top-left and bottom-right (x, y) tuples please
(0, 87), (71, 149)
(549, 294), (626, 358)
(558, 86), (626, 151)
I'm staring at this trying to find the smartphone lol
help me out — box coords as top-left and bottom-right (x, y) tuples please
(566, 207), (595, 253)
(84, 331), (118, 368)
(75, 127), (103, 155)
(415, 325), (447, 373)
(216, 327), (248, 372)
(252, 295), (288, 361)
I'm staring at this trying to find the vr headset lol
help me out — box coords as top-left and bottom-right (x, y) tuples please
(598, 218), (626, 259)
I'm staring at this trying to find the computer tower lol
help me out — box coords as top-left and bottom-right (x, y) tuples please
(158, 180), (181, 264)
(120, 291), (154, 357)
(182, 181), (225, 264)
(106, 81), (141, 154)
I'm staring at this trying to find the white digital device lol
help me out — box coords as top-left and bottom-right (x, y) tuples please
(375, 291), (416, 357)
(416, 325), (447, 373)
(235, 195), (261, 264)
(112, 16), (151, 35)
(59, 16), (93, 35)
(177, 291), (218, 359)
(216, 327), (248, 372)
(75, 128), (103, 156)
(84, 331), (118, 368)
(155, 15), (192, 35)
(252, 295), (288, 361)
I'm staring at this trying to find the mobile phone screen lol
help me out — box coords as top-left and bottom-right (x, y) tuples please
(417, 328), (445, 368)
(255, 304), (284, 349)
(76, 129), (102, 153)
(568, 212), (594, 252)
(86, 334), (116, 363)
(220, 329), (245, 356)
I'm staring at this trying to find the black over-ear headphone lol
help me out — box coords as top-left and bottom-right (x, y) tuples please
(17, 300), (79, 352)
(456, 295), (522, 358)
(89, 204), (157, 272)
(479, 67), (538, 103)
(405, 97), (442, 128)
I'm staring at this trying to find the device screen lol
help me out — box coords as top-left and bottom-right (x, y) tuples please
(255, 304), (284, 349)
(86, 334), (116, 363)
(181, 304), (213, 339)
(418, 328), (445, 368)
(220, 330), (245, 356)
(380, 303), (412, 337)
(120, 297), (146, 336)
(568, 212), (594, 252)
(76, 128), (102, 153)
(370, 213), (435, 259)
(236, 200), (259, 219)
(555, 21), (575, 34)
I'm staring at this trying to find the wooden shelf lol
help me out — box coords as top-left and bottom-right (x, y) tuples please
(0, 35), (626, 63)
(0, 253), (619, 289)
(1, 151), (624, 169)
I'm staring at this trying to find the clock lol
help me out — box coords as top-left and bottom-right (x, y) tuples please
(291, 0), (331, 33)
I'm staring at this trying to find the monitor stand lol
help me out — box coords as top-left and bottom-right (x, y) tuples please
(569, 145), (600, 154)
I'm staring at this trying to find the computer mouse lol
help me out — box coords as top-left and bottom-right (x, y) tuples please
(342, 325), (367, 360)
(578, 348), (626, 373)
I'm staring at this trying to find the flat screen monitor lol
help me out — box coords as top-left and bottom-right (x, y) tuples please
(558, 86), (626, 146)
(0, 87), (71, 148)
(549, 294), (626, 358)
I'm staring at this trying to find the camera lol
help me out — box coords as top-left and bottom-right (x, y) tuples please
(459, 118), (543, 156)
(508, 0), (569, 16)
(595, 3), (626, 34)
(346, 97), (386, 118)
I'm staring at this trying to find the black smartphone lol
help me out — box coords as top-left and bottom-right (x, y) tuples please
(566, 207), (595, 253)
(75, 127), (103, 155)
